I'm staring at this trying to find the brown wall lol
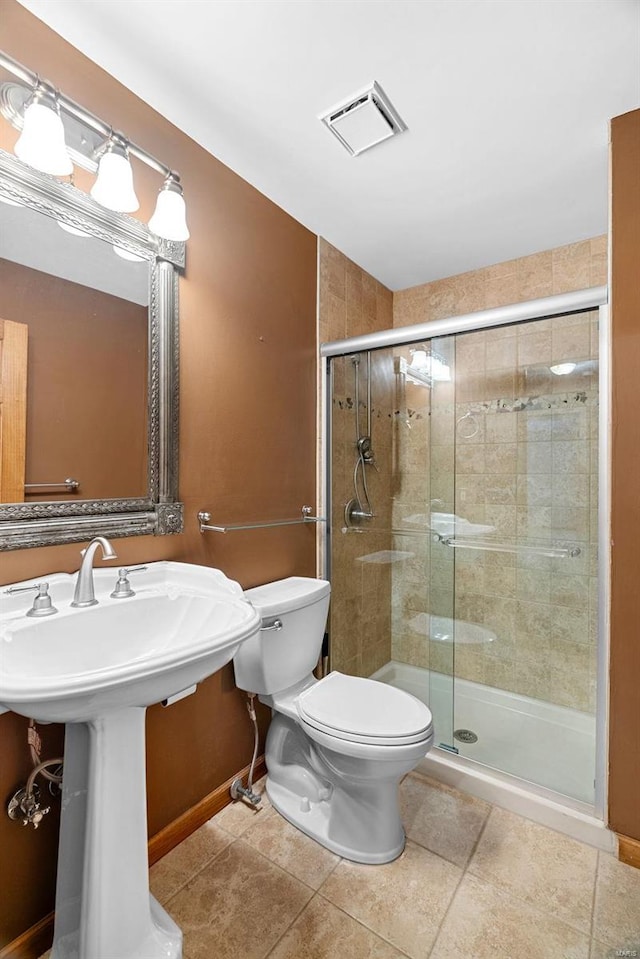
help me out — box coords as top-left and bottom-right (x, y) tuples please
(0, 259), (148, 501)
(609, 108), (640, 842)
(0, 1), (317, 949)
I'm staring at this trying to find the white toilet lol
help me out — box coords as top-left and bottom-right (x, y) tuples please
(233, 576), (434, 864)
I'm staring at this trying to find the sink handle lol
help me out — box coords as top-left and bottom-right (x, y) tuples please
(4, 582), (58, 617)
(110, 566), (148, 599)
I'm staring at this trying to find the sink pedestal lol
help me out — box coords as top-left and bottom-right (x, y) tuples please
(51, 707), (182, 959)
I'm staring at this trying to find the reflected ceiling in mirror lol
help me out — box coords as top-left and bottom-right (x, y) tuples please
(1, 200), (149, 504)
(0, 148), (184, 549)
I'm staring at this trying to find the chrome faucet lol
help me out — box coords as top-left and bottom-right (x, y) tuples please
(71, 536), (118, 608)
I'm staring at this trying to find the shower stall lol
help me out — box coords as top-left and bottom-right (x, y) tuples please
(321, 287), (609, 832)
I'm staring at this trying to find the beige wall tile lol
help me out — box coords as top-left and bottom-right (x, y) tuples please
(327, 236), (602, 717)
(516, 250), (553, 300)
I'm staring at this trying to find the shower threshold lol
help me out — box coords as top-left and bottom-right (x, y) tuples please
(372, 660), (615, 852)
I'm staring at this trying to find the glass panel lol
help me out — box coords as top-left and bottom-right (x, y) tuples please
(327, 308), (598, 806)
(329, 341), (458, 751)
(450, 311), (598, 804)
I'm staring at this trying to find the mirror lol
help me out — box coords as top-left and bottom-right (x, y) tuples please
(0, 148), (184, 549)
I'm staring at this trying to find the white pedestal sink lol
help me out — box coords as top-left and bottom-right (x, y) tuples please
(0, 562), (261, 959)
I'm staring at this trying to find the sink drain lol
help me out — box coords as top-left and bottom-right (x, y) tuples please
(454, 728), (478, 744)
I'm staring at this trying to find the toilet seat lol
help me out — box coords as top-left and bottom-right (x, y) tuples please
(296, 671), (433, 746)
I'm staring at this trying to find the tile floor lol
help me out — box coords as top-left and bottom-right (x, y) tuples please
(40, 772), (640, 959)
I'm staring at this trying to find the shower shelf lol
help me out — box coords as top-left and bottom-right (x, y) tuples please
(197, 506), (325, 534)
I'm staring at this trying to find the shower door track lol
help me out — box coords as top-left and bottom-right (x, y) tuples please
(319, 284), (610, 826)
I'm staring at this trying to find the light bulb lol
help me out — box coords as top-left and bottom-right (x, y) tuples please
(91, 140), (139, 213)
(14, 89), (72, 176)
(149, 174), (189, 241)
(409, 349), (429, 370)
(550, 362), (577, 376)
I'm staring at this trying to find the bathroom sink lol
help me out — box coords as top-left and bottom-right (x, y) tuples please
(0, 561), (260, 722)
(0, 561), (260, 959)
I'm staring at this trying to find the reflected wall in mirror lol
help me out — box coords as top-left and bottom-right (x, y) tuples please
(0, 201), (149, 502)
(0, 148), (184, 550)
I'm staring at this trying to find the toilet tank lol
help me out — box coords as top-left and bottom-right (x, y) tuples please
(233, 577), (330, 695)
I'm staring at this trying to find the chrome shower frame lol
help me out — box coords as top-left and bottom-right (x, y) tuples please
(320, 285), (610, 825)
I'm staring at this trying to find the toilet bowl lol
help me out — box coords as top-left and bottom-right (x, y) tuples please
(233, 577), (434, 863)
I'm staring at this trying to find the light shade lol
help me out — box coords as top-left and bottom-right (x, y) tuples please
(15, 97), (73, 176)
(91, 141), (139, 213)
(149, 176), (190, 241)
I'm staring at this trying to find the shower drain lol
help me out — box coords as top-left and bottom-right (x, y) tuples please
(454, 728), (478, 744)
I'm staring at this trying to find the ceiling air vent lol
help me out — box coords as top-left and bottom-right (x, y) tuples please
(320, 81), (407, 157)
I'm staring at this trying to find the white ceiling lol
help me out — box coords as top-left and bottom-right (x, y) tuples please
(17, 0), (640, 290)
(1, 201), (149, 305)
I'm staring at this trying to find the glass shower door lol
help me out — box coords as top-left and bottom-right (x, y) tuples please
(328, 342), (458, 750)
(327, 304), (600, 806)
(445, 311), (599, 803)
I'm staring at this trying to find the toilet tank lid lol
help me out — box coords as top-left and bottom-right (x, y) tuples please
(244, 577), (330, 617)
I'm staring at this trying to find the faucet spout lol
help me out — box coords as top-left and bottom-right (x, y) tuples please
(71, 536), (118, 608)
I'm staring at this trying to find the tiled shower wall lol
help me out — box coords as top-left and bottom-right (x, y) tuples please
(322, 235), (606, 712)
(391, 237), (606, 713)
(393, 237), (607, 326)
(318, 239), (394, 677)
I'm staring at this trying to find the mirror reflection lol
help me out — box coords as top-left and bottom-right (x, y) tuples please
(0, 200), (149, 503)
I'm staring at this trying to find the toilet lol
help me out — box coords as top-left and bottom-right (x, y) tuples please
(233, 576), (434, 864)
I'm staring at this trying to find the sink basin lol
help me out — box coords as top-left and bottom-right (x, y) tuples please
(0, 561), (260, 722)
(0, 561), (260, 959)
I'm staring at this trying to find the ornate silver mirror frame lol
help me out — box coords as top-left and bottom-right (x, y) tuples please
(0, 148), (184, 549)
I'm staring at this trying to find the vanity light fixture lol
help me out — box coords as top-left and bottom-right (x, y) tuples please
(148, 173), (190, 241)
(14, 83), (72, 176)
(409, 348), (451, 382)
(90, 136), (139, 213)
(1, 51), (190, 243)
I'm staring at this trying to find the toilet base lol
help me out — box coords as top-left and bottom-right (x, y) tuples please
(266, 777), (406, 865)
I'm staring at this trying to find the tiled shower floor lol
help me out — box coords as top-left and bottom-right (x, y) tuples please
(40, 773), (639, 959)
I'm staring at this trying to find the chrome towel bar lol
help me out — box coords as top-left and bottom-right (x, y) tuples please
(440, 537), (581, 559)
(198, 505), (325, 534)
(24, 478), (80, 493)
(342, 526), (581, 559)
